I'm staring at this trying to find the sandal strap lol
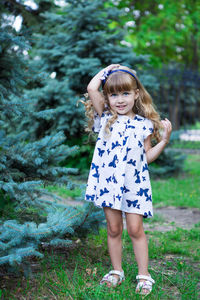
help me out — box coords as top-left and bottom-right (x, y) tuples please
(100, 270), (125, 286)
(109, 270), (124, 279)
(136, 275), (155, 284)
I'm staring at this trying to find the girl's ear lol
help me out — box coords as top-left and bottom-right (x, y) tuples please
(134, 89), (140, 99)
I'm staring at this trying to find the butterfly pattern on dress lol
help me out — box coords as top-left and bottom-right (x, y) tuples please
(85, 113), (154, 218)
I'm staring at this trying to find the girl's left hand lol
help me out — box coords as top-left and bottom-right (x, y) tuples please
(161, 118), (172, 144)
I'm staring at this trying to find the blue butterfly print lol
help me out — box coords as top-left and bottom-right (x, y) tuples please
(126, 199), (138, 208)
(127, 119), (130, 124)
(134, 133), (137, 138)
(128, 125), (135, 129)
(142, 164), (148, 172)
(103, 141), (107, 146)
(123, 147), (131, 161)
(118, 132), (123, 137)
(123, 136), (128, 146)
(141, 154), (144, 161)
(102, 201), (106, 207)
(98, 148), (105, 157)
(106, 176), (112, 183)
(146, 195), (152, 202)
(102, 163), (105, 168)
(91, 162), (98, 170)
(134, 169), (141, 184)
(138, 140), (142, 148)
(144, 211), (152, 218)
(91, 163), (99, 181)
(86, 194), (95, 201)
(143, 126), (146, 131)
(142, 176), (146, 181)
(122, 173), (125, 176)
(116, 194), (121, 201)
(137, 188), (149, 197)
(120, 185), (130, 193)
(108, 154), (118, 168)
(94, 185), (97, 190)
(100, 188), (109, 196)
(102, 201), (113, 208)
(112, 174), (118, 183)
(149, 128), (154, 133)
(107, 149), (111, 155)
(135, 116), (143, 121)
(127, 159), (136, 166)
(112, 141), (121, 149)
(97, 137), (101, 141)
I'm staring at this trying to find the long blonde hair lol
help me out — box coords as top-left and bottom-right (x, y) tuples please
(83, 66), (162, 142)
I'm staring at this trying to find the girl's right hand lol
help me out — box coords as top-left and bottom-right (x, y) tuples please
(87, 64), (121, 92)
(87, 64), (120, 116)
(99, 64), (121, 80)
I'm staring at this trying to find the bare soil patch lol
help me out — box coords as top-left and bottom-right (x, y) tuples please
(144, 206), (200, 232)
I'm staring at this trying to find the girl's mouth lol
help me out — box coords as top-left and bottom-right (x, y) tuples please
(117, 105), (126, 110)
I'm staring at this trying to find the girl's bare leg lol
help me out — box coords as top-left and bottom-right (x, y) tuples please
(103, 207), (123, 285)
(125, 213), (150, 293)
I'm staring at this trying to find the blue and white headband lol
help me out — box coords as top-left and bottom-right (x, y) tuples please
(100, 69), (137, 87)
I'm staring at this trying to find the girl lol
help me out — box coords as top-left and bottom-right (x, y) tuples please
(83, 64), (172, 295)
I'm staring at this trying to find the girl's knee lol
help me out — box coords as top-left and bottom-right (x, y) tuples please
(127, 224), (144, 239)
(107, 223), (123, 238)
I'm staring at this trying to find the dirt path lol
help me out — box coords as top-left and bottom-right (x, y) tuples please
(143, 206), (200, 232)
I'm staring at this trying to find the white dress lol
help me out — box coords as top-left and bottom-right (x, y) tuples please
(85, 112), (154, 218)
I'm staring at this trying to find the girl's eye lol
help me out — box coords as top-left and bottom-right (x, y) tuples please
(110, 93), (117, 97)
(123, 92), (130, 96)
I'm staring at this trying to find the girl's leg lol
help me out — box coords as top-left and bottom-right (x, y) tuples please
(104, 208), (123, 276)
(125, 213), (150, 293)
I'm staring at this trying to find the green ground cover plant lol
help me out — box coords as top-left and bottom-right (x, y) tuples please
(171, 141), (200, 149)
(1, 225), (199, 299)
(152, 155), (200, 208)
(1, 154), (200, 299)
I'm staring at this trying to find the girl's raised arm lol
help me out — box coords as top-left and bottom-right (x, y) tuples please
(144, 118), (172, 164)
(87, 64), (120, 116)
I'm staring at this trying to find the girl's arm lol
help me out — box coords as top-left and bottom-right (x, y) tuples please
(144, 118), (172, 164)
(87, 64), (120, 116)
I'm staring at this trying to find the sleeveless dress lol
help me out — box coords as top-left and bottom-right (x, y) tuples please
(85, 112), (154, 218)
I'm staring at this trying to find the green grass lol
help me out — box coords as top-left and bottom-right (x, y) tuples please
(45, 184), (82, 198)
(2, 226), (199, 299)
(152, 154), (200, 208)
(1, 154), (200, 299)
(171, 140), (200, 149)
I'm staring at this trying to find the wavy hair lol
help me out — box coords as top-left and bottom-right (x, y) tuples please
(83, 66), (162, 142)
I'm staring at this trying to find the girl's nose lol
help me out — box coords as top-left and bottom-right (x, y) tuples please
(117, 95), (124, 103)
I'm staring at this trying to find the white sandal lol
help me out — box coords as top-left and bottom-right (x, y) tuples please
(100, 270), (125, 287)
(136, 274), (155, 295)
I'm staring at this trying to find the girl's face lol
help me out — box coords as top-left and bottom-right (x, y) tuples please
(107, 89), (139, 118)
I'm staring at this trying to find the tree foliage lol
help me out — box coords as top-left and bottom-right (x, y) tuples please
(110, 0), (200, 69)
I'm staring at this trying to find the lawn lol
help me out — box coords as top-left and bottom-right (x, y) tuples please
(152, 155), (200, 208)
(1, 154), (200, 299)
(1, 226), (199, 299)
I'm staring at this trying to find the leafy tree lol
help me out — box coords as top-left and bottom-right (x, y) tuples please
(109, 0), (200, 69)
(107, 0), (200, 129)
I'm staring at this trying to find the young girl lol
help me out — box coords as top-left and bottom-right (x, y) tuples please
(84, 64), (172, 295)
